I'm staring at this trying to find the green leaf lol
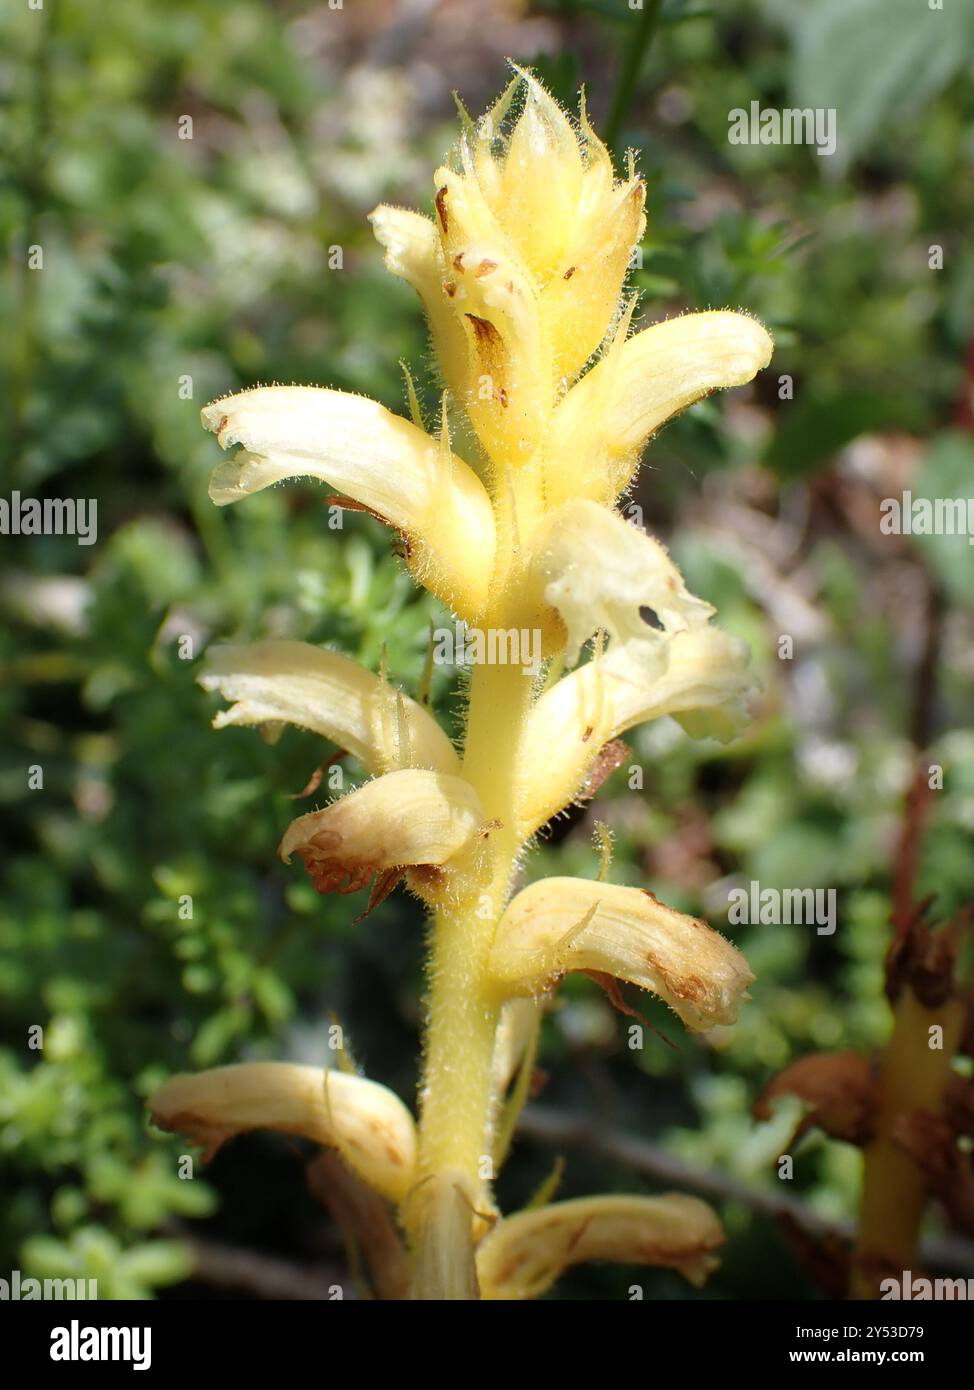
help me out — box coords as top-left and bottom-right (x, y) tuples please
(910, 432), (974, 602)
(785, 0), (974, 169)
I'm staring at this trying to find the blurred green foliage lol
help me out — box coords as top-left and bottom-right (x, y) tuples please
(1, 0), (972, 1299)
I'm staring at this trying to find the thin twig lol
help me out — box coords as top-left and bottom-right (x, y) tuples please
(184, 1234), (347, 1300)
(518, 1104), (974, 1274)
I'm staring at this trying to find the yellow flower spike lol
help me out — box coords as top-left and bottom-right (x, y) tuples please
(199, 639), (460, 777)
(489, 877), (753, 1032)
(527, 497), (714, 671)
(547, 310), (774, 509)
(200, 387), (495, 619)
(148, 1062), (416, 1205)
(188, 73), (773, 1299)
(278, 768), (487, 897)
(476, 1193), (725, 1300)
(520, 624), (757, 834)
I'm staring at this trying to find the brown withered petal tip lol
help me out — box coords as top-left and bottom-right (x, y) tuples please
(755, 1050), (877, 1147)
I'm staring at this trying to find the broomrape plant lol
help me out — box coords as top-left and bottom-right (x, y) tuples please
(149, 70), (773, 1300)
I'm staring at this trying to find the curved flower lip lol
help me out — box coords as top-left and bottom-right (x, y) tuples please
(519, 624), (757, 834)
(600, 623), (758, 742)
(529, 497), (714, 670)
(476, 1193), (724, 1300)
(148, 1061), (417, 1204)
(200, 386), (495, 619)
(278, 768), (487, 895)
(199, 639), (460, 777)
(488, 876), (753, 1032)
(547, 310), (774, 508)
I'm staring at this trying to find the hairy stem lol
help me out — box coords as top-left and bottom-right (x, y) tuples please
(407, 615), (535, 1295)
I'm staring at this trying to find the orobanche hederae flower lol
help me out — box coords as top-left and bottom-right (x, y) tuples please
(149, 68), (773, 1300)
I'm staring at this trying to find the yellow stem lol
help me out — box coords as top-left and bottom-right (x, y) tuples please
(406, 587), (538, 1294)
(851, 988), (964, 1298)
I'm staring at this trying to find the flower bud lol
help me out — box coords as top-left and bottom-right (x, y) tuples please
(372, 70), (646, 475)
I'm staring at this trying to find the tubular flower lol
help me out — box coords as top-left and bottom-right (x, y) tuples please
(277, 769), (488, 897)
(149, 1063), (417, 1204)
(546, 309), (775, 509)
(489, 878), (754, 1032)
(520, 623), (756, 835)
(200, 388), (495, 619)
(476, 1194), (724, 1300)
(153, 68), (772, 1301)
(200, 639), (460, 776)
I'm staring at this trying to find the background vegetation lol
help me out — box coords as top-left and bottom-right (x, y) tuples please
(2, 0), (973, 1299)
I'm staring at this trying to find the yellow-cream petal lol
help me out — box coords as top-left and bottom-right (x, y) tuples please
(539, 175), (645, 385)
(278, 768), (486, 895)
(527, 499), (713, 670)
(494, 72), (585, 281)
(489, 876), (753, 1032)
(368, 205), (471, 411)
(476, 1193), (724, 1299)
(149, 1062), (416, 1203)
(431, 171), (549, 470)
(547, 311), (774, 508)
(600, 623), (757, 743)
(199, 639), (459, 777)
(200, 387), (495, 618)
(519, 625), (756, 833)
